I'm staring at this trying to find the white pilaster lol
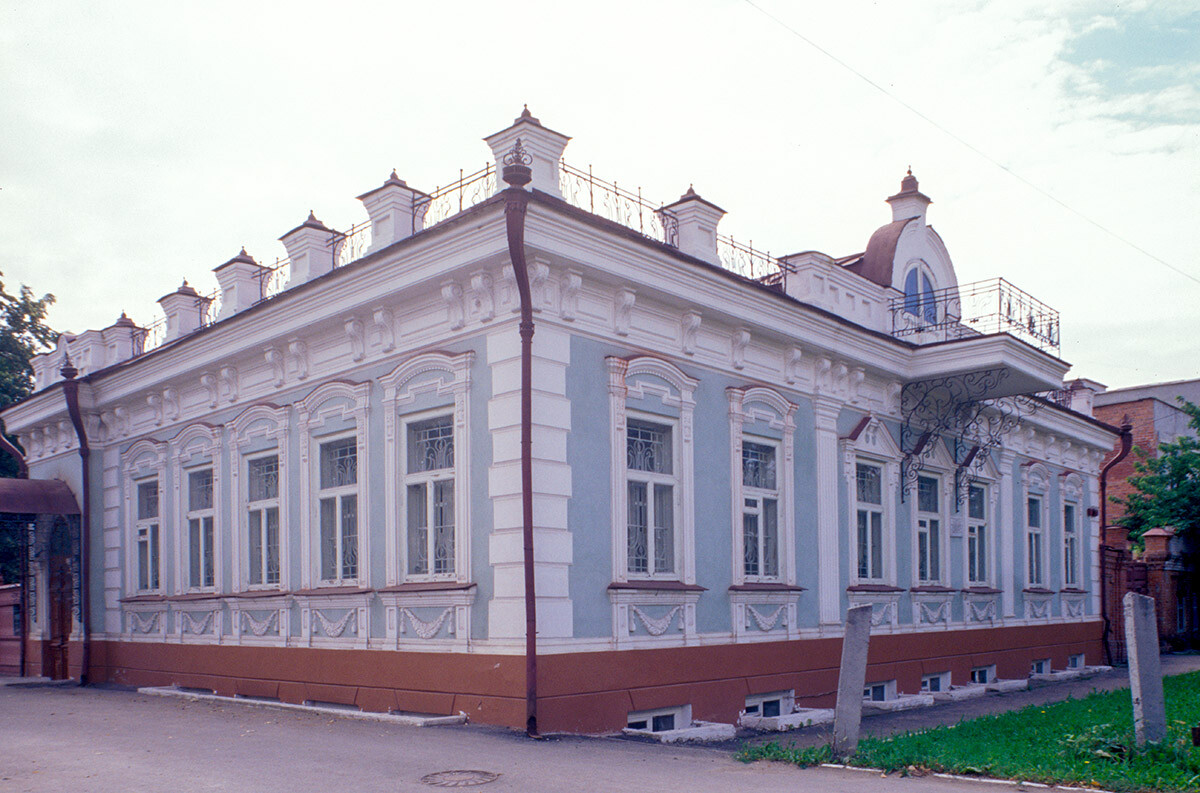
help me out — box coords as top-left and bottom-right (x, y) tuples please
(486, 323), (573, 639)
(998, 450), (1017, 617)
(814, 397), (842, 625)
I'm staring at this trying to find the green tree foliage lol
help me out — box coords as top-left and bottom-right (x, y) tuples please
(1118, 399), (1200, 546)
(0, 272), (57, 582)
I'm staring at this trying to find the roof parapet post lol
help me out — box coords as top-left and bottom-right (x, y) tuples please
(659, 186), (726, 265)
(213, 248), (268, 320)
(157, 281), (207, 342)
(280, 211), (335, 287)
(886, 168), (932, 224)
(483, 107), (570, 198)
(101, 312), (141, 366)
(357, 171), (429, 252)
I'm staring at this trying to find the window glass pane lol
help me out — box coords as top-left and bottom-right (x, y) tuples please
(968, 531), (978, 582)
(319, 438), (357, 489)
(653, 484), (674, 574)
(857, 511), (869, 579)
(627, 419), (672, 474)
(929, 519), (940, 580)
(918, 529), (928, 581)
(627, 481), (648, 574)
(149, 526), (159, 589)
(433, 479), (455, 575)
(265, 507), (280, 585)
(407, 483), (428, 575)
(188, 469), (213, 511)
(248, 456), (279, 502)
(903, 269), (920, 315)
(763, 499), (778, 578)
(189, 518), (201, 587)
(743, 512), (759, 576)
(408, 416), (454, 473)
(248, 510), (263, 585)
(138, 537), (149, 590)
(856, 464), (882, 505)
(340, 495), (357, 579)
(870, 512), (883, 580)
(319, 497), (337, 580)
(1027, 498), (1041, 528)
(968, 485), (986, 520)
(917, 476), (938, 513)
(137, 481), (159, 520)
(742, 442), (777, 490)
(1064, 504), (1076, 533)
(921, 274), (937, 324)
(203, 517), (214, 587)
(977, 526), (987, 581)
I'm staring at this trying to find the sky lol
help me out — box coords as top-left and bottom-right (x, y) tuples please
(1, 0), (1197, 390)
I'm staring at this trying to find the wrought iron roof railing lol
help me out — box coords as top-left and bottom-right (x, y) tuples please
(889, 277), (1060, 356)
(559, 161), (679, 247)
(414, 164), (497, 232)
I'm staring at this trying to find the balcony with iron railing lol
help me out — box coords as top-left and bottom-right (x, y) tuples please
(890, 277), (1060, 357)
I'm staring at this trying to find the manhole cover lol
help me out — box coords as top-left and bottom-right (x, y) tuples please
(420, 770), (500, 787)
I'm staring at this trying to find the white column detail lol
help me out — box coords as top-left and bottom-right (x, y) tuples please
(998, 449), (1017, 618)
(487, 324), (574, 640)
(813, 397), (842, 625)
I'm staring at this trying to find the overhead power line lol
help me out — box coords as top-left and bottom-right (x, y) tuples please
(741, 0), (1200, 288)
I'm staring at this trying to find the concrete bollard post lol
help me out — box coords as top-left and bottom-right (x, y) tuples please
(1123, 592), (1166, 745)
(832, 604), (873, 759)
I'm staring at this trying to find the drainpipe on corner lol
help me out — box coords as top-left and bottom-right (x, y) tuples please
(59, 356), (92, 686)
(1098, 417), (1133, 666)
(0, 421), (29, 678)
(500, 139), (539, 737)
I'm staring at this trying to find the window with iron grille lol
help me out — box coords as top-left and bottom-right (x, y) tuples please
(1063, 502), (1079, 587)
(246, 455), (280, 586)
(967, 484), (989, 584)
(318, 437), (358, 583)
(186, 468), (215, 589)
(915, 475), (941, 583)
(405, 415), (456, 578)
(855, 462), (884, 580)
(135, 480), (160, 591)
(742, 440), (779, 580)
(626, 417), (675, 577)
(1027, 496), (1045, 586)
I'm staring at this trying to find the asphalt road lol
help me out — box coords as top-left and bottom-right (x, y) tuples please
(0, 682), (1070, 793)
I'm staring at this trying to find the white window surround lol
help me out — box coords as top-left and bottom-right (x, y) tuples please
(379, 351), (473, 587)
(961, 452), (1000, 589)
(1022, 463), (1051, 590)
(169, 423), (222, 594)
(744, 690), (795, 717)
(296, 380), (370, 590)
(607, 356), (697, 586)
(901, 259), (939, 324)
(841, 416), (901, 587)
(907, 437), (957, 589)
(121, 439), (168, 597)
(970, 665), (995, 685)
(1061, 473), (1084, 590)
(920, 671), (950, 693)
(227, 403), (291, 593)
(727, 386), (797, 587)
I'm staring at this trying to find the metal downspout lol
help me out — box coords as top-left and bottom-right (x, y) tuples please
(1098, 418), (1133, 665)
(499, 144), (538, 736)
(59, 358), (92, 685)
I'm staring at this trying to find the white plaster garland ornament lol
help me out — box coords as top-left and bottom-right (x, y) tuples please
(313, 608), (356, 638)
(629, 605), (681, 636)
(180, 610), (214, 635)
(967, 598), (996, 622)
(746, 604), (785, 632)
(130, 611), (160, 634)
(242, 610), (279, 637)
(400, 607), (454, 639)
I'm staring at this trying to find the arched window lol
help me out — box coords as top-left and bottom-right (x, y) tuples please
(903, 267), (938, 324)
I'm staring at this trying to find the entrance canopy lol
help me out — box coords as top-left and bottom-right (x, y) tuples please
(0, 479), (80, 516)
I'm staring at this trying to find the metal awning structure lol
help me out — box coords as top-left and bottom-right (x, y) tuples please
(0, 478), (81, 516)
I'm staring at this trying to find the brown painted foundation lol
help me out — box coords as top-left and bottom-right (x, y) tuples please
(86, 620), (1102, 733)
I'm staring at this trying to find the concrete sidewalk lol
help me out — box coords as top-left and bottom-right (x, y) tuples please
(0, 681), (1115, 793)
(738, 652), (1200, 749)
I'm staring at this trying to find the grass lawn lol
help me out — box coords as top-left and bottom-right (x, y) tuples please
(739, 670), (1200, 792)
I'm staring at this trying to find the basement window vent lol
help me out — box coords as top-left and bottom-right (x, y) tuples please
(920, 672), (950, 693)
(1067, 653), (1085, 669)
(745, 690), (794, 718)
(626, 705), (690, 733)
(863, 681), (896, 702)
(1030, 658), (1050, 675)
(970, 665), (995, 685)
